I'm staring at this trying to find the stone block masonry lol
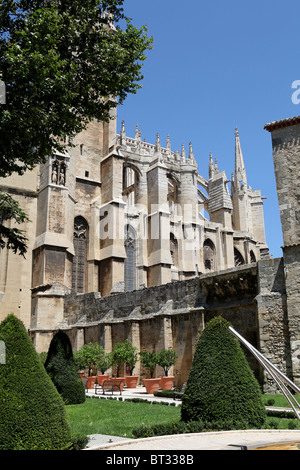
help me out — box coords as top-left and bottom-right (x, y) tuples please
(61, 260), (289, 392)
(265, 116), (300, 389)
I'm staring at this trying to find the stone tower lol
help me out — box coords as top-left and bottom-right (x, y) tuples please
(231, 128), (268, 262)
(265, 115), (300, 386)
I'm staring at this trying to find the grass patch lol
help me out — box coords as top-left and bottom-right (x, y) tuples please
(66, 397), (180, 439)
(65, 394), (300, 440)
(263, 394), (300, 408)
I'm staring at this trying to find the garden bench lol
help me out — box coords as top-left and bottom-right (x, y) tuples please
(174, 382), (186, 400)
(95, 379), (123, 396)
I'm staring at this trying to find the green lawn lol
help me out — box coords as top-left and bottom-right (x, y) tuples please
(263, 393), (300, 408)
(66, 395), (300, 439)
(66, 398), (180, 439)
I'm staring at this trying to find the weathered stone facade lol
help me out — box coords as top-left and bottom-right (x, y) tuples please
(265, 116), (300, 389)
(0, 115), (268, 340)
(6, 110), (300, 393)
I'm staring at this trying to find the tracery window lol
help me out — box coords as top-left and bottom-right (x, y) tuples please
(72, 216), (89, 293)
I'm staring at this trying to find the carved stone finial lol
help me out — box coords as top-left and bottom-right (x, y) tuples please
(155, 133), (161, 152)
(189, 142), (196, 164)
(120, 120), (126, 144)
(181, 144), (186, 159)
(209, 152), (215, 179)
(135, 124), (140, 140)
(166, 134), (171, 151)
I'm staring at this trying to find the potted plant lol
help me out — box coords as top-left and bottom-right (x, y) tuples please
(157, 348), (178, 390)
(73, 349), (86, 378)
(111, 341), (127, 390)
(123, 340), (139, 388)
(140, 350), (161, 394)
(75, 342), (105, 389)
(96, 351), (113, 386)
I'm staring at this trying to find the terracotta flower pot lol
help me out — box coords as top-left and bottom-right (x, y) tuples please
(125, 376), (139, 388)
(82, 376), (97, 389)
(160, 376), (175, 390)
(143, 378), (161, 394)
(96, 374), (110, 386)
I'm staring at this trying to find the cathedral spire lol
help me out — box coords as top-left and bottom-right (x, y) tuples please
(235, 127), (247, 188)
(189, 142), (197, 165)
(120, 120), (126, 144)
(166, 134), (171, 152)
(155, 132), (161, 153)
(209, 152), (215, 179)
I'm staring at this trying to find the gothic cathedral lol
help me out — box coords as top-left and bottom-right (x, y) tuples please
(0, 113), (269, 340)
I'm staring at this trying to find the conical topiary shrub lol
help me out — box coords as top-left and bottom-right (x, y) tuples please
(181, 316), (266, 428)
(0, 314), (73, 450)
(44, 330), (86, 405)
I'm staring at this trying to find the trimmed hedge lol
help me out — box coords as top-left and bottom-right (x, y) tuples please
(181, 316), (266, 428)
(45, 330), (86, 405)
(153, 390), (178, 398)
(0, 314), (74, 450)
(132, 419), (251, 438)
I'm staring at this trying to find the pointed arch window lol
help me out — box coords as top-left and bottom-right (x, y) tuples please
(72, 216), (89, 293)
(123, 165), (140, 207)
(124, 225), (136, 292)
(203, 239), (216, 271)
(234, 248), (245, 267)
(170, 233), (178, 268)
(250, 250), (256, 263)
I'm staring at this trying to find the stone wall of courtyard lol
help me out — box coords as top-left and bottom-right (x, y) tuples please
(61, 258), (290, 392)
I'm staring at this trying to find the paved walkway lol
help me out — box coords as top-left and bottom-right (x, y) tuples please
(86, 430), (300, 451)
(84, 385), (300, 451)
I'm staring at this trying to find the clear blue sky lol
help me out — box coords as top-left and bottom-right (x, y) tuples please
(117, 0), (300, 259)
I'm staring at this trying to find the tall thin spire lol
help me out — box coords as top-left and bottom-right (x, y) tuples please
(235, 127), (247, 188)
(166, 134), (171, 152)
(120, 120), (126, 144)
(181, 143), (186, 160)
(189, 142), (197, 165)
(209, 152), (215, 179)
(155, 132), (161, 153)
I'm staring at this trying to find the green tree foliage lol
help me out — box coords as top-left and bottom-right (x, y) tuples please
(0, 0), (152, 177)
(74, 342), (105, 376)
(0, 192), (30, 256)
(0, 0), (152, 253)
(111, 339), (138, 376)
(111, 340), (127, 376)
(157, 348), (178, 376)
(124, 340), (139, 376)
(44, 330), (86, 405)
(140, 351), (158, 378)
(0, 314), (74, 450)
(96, 350), (113, 374)
(181, 316), (266, 428)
